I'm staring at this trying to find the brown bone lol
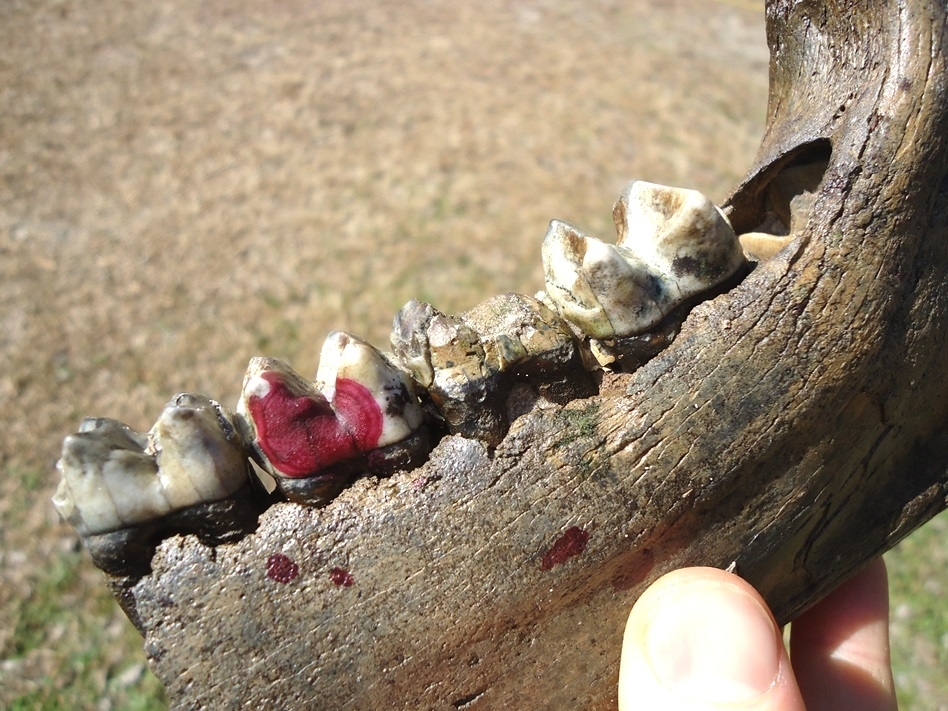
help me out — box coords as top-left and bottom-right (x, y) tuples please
(120, 1), (948, 707)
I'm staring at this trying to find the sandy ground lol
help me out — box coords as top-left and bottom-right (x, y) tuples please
(1, 0), (943, 708)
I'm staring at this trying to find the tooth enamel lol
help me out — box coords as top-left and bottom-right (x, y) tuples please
(390, 300), (436, 388)
(543, 182), (745, 340)
(53, 418), (171, 536)
(53, 396), (253, 538)
(614, 181), (745, 299)
(541, 220), (666, 339)
(149, 394), (250, 507)
(315, 331), (425, 446)
(738, 232), (797, 261)
(238, 342), (427, 503)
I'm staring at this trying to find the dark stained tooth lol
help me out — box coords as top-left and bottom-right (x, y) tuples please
(391, 294), (595, 446)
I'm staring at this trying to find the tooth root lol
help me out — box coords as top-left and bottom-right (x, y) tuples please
(542, 220), (667, 339)
(613, 181), (745, 300)
(150, 394), (250, 508)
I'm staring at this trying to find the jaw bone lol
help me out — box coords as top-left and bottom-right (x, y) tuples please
(543, 181), (745, 339)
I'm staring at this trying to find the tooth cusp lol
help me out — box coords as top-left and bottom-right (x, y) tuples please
(543, 182), (744, 342)
(541, 220), (667, 339)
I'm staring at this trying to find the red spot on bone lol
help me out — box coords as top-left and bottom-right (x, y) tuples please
(266, 553), (299, 583)
(248, 372), (383, 477)
(329, 566), (354, 587)
(540, 526), (590, 571)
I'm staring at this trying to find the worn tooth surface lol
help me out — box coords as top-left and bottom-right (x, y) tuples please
(238, 345), (428, 505)
(391, 299), (436, 389)
(460, 293), (594, 402)
(613, 180), (745, 299)
(148, 393), (250, 508)
(53, 418), (165, 537)
(541, 220), (667, 339)
(53, 401), (259, 577)
(543, 182), (745, 340)
(238, 356), (357, 481)
(391, 294), (594, 445)
(315, 331), (425, 447)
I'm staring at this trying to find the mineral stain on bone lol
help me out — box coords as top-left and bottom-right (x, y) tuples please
(540, 526), (590, 571)
(329, 567), (354, 587)
(266, 553), (299, 583)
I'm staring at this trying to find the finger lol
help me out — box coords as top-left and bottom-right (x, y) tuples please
(619, 567), (806, 711)
(789, 558), (897, 711)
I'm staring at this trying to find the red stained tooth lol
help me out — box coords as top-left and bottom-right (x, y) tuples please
(332, 378), (384, 451)
(247, 372), (384, 478)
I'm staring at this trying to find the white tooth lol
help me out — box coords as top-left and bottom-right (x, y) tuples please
(53, 418), (171, 536)
(316, 331), (425, 445)
(53, 398), (251, 537)
(614, 181), (744, 298)
(541, 220), (666, 339)
(149, 394), (249, 508)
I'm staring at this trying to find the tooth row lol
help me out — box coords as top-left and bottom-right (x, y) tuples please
(54, 180), (751, 576)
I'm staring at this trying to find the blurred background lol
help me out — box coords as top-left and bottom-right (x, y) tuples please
(1, 0), (945, 707)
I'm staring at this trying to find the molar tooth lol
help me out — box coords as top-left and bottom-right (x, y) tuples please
(315, 331), (425, 446)
(238, 341), (428, 506)
(53, 418), (167, 537)
(148, 393), (250, 508)
(541, 219), (667, 338)
(390, 294), (595, 446)
(613, 181), (745, 300)
(53, 400), (259, 577)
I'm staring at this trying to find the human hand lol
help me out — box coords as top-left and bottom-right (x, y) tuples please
(618, 561), (896, 710)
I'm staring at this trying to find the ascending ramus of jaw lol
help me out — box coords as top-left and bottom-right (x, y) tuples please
(53, 394), (250, 538)
(237, 332), (426, 505)
(542, 181), (744, 339)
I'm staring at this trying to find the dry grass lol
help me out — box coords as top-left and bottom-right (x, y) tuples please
(0, 0), (943, 708)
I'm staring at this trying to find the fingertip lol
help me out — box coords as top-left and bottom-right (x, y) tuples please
(620, 567), (806, 711)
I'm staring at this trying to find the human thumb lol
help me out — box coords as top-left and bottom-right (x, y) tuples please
(618, 567), (806, 711)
